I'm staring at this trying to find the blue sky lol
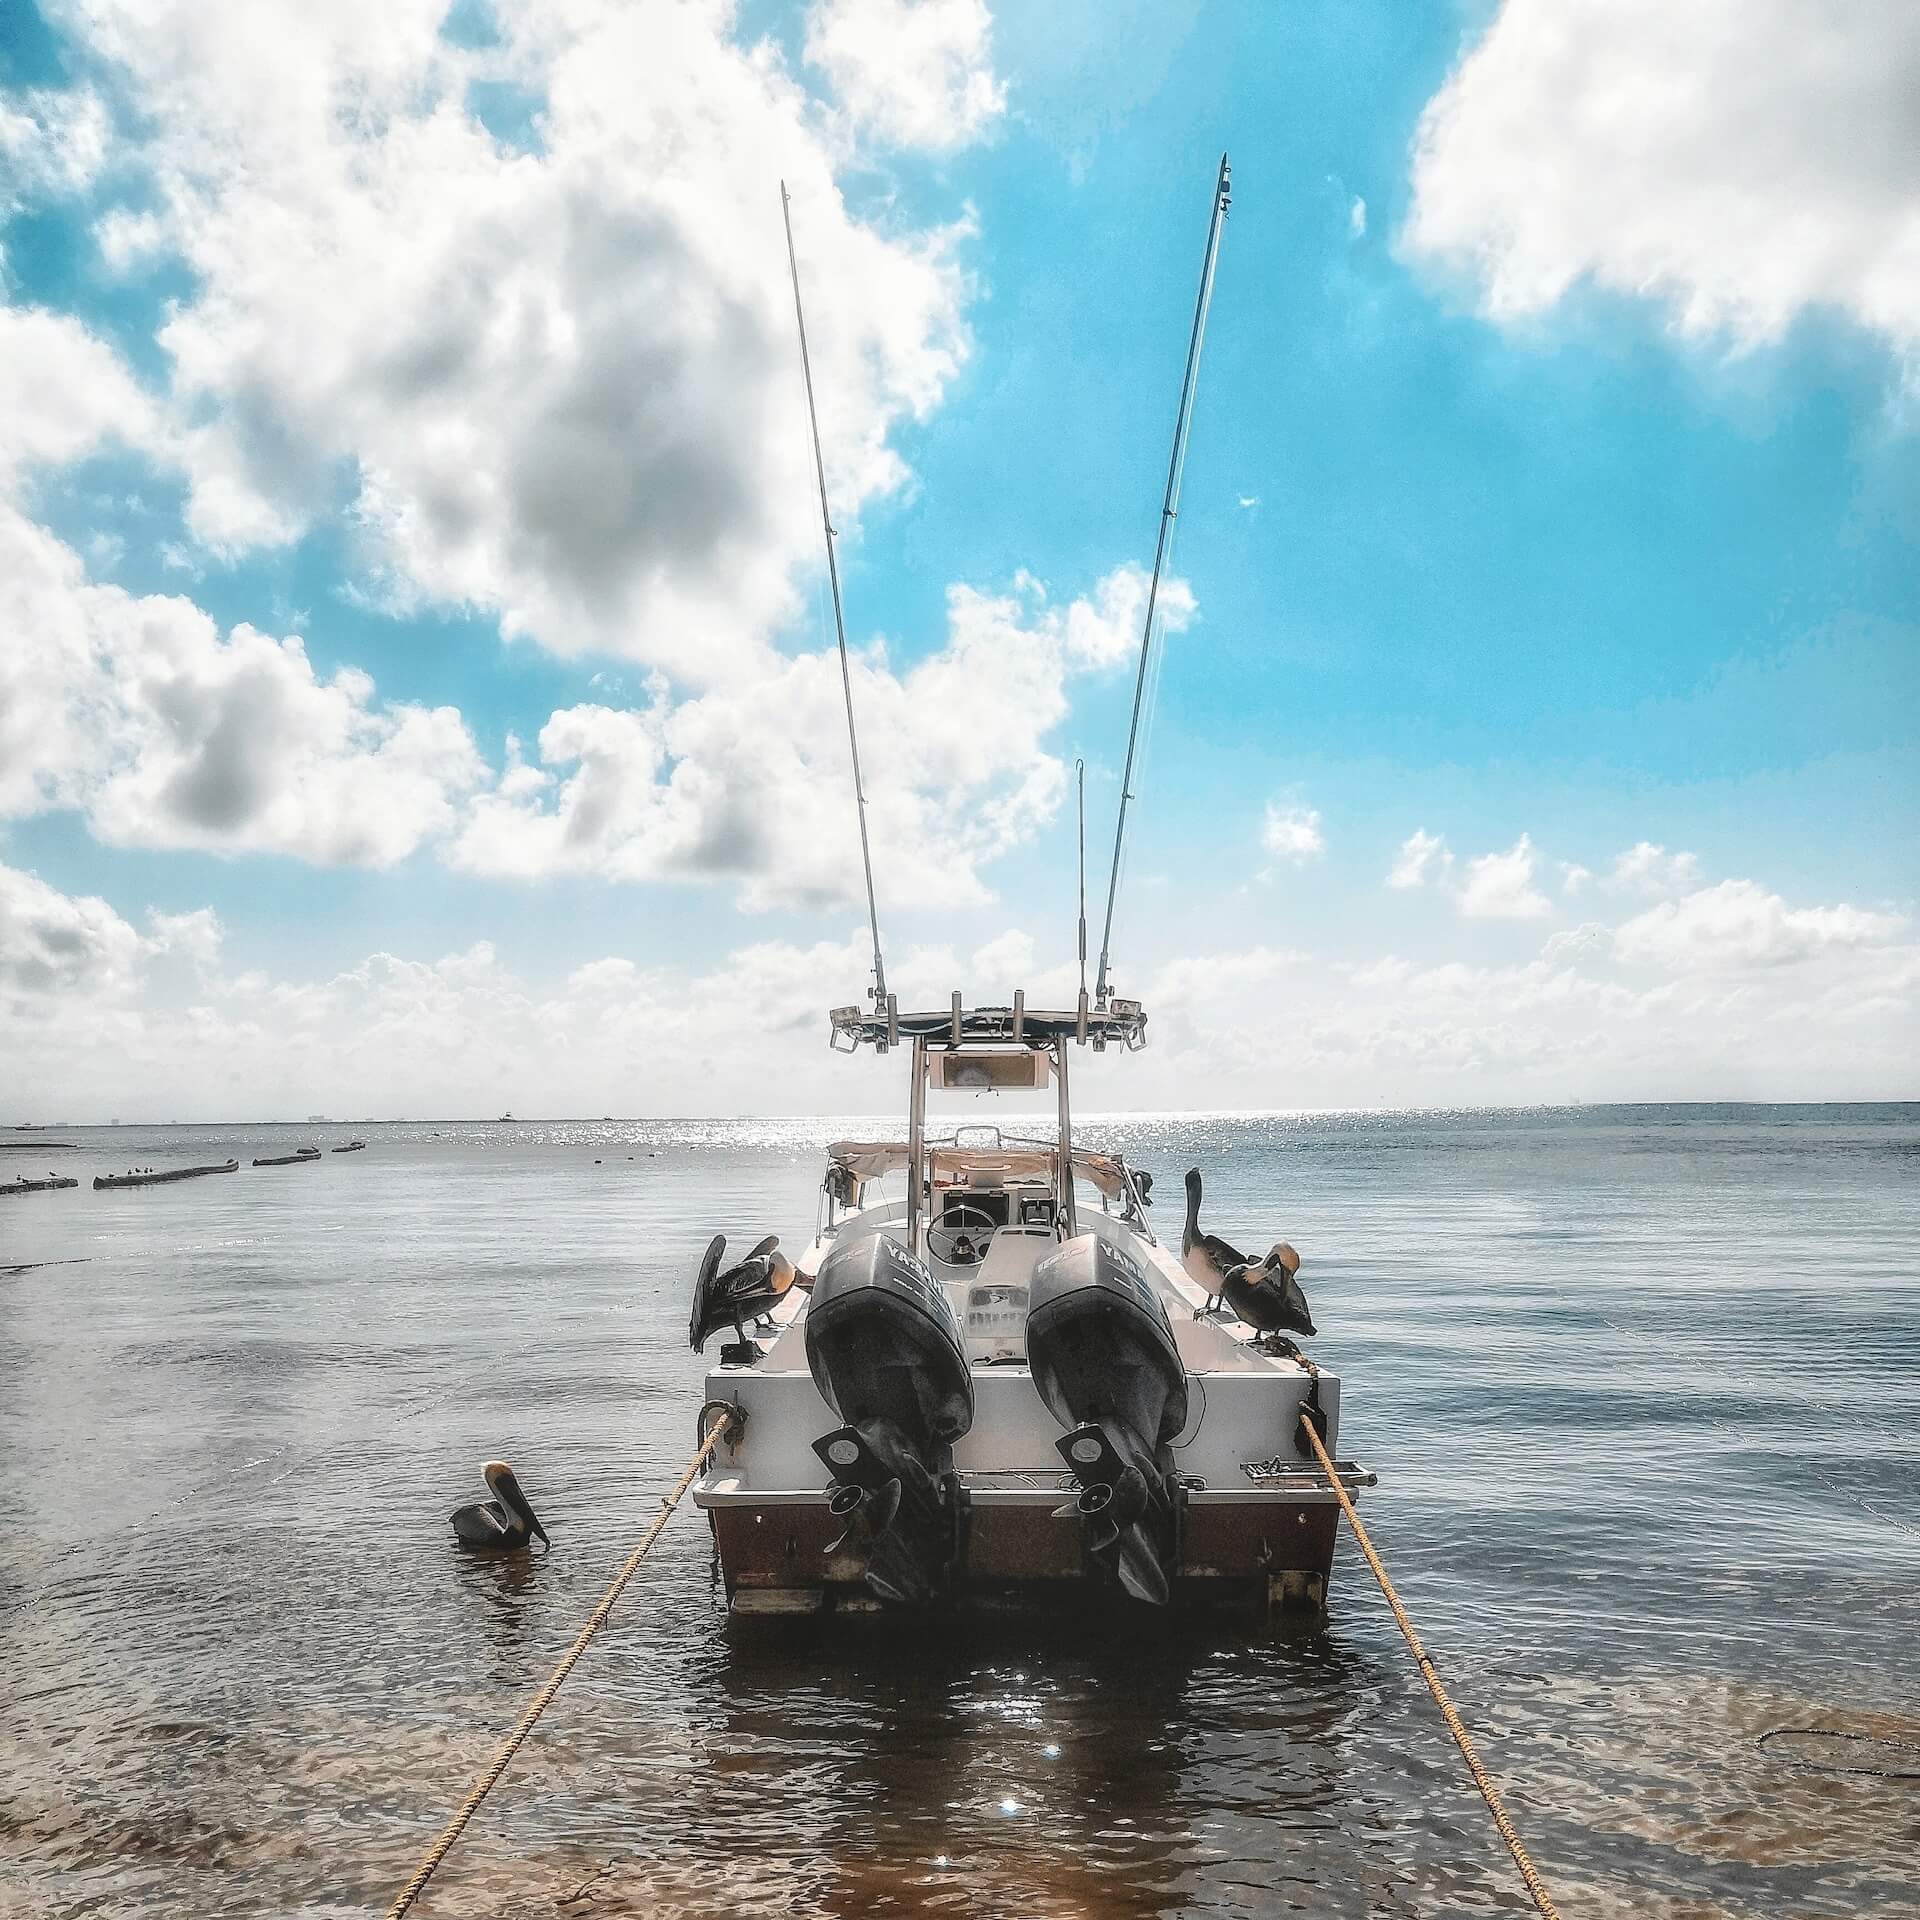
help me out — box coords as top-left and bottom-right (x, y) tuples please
(1, 0), (1915, 1117)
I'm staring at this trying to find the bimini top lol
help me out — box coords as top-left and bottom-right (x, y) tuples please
(829, 992), (1147, 1054)
(827, 1137), (1133, 1201)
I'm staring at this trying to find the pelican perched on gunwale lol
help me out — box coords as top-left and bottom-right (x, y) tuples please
(450, 1461), (549, 1552)
(688, 1233), (800, 1351)
(1181, 1168), (1316, 1346)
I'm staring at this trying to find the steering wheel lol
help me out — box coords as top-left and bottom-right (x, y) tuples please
(926, 1202), (1000, 1267)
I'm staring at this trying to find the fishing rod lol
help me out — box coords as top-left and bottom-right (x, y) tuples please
(781, 181), (890, 1017)
(1076, 758), (1088, 1004)
(1094, 152), (1231, 1009)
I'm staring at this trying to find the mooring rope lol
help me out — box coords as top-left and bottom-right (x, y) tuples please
(1298, 1410), (1564, 1920)
(385, 1408), (741, 1920)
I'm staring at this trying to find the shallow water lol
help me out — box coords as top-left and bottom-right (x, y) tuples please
(2, 1105), (1916, 1917)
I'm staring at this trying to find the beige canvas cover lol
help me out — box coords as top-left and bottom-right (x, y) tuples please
(826, 1139), (1129, 1200)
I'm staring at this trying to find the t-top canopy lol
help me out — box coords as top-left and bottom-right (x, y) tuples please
(829, 993), (1147, 1054)
(827, 1138), (1131, 1201)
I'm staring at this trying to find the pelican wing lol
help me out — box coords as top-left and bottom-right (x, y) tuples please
(1199, 1232), (1250, 1271)
(450, 1498), (510, 1544)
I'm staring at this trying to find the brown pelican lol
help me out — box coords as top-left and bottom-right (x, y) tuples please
(1182, 1168), (1315, 1346)
(688, 1233), (799, 1351)
(450, 1461), (549, 1552)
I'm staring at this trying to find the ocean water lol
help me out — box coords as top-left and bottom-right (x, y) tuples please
(2, 1105), (1916, 1919)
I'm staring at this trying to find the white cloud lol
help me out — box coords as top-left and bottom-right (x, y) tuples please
(1457, 833), (1552, 920)
(62, 0), (977, 679)
(0, 87), (110, 209)
(449, 561), (1184, 909)
(2, 860), (1912, 1114)
(804, 0), (1006, 152)
(1387, 827), (1452, 890)
(1390, 826), (1553, 920)
(1559, 861), (1593, 896)
(1348, 195), (1367, 239)
(0, 305), (161, 485)
(1613, 879), (1907, 972)
(1403, 0), (1920, 374)
(1604, 840), (1701, 896)
(0, 863), (144, 998)
(970, 928), (1036, 991)
(1261, 802), (1325, 864)
(0, 504), (484, 865)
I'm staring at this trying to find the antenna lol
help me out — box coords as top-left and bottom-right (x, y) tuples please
(1075, 758), (1088, 1002)
(1094, 151), (1231, 1008)
(782, 182), (888, 1012)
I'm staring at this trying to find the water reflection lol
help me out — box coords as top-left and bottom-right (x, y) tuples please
(3, 1108), (1916, 1916)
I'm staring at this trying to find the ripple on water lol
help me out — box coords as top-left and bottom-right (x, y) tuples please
(2, 1106), (1917, 1916)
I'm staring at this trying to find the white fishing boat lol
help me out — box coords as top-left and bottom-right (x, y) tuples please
(689, 156), (1371, 1619)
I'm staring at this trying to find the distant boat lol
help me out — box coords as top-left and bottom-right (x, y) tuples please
(94, 1160), (238, 1189)
(498, 1111), (514, 1122)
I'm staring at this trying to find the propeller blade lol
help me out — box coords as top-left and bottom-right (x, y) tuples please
(1115, 1529), (1173, 1606)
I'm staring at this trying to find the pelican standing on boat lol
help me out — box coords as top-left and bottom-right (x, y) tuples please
(450, 1461), (549, 1552)
(1182, 1168), (1316, 1346)
(688, 1234), (800, 1351)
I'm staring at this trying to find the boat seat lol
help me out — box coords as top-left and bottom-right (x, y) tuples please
(959, 1227), (1053, 1363)
(975, 1225), (1051, 1289)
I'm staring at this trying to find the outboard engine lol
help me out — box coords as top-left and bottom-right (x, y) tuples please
(804, 1233), (975, 1606)
(1026, 1235), (1189, 1605)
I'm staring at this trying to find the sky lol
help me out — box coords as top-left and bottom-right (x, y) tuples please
(0, 0), (1915, 1121)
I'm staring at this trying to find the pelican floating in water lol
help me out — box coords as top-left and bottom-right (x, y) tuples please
(1181, 1168), (1315, 1347)
(688, 1234), (799, 1351)
(450, 1461), (549, 1552)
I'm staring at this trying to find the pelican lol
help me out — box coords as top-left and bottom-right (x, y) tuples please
(450, 1461), (550, 1552)
(688, 1233), (798, 1351)
(1182, 1168), (1316, 1346)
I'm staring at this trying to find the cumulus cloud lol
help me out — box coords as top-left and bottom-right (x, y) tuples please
(1261, 802), (1325, 864)
(1457, 833), (1552, 920)
(0, 87), (110, 208)
(1612, 879), (1907, 972)
(1604, 840), (1702, 896)
(3, 858), (1912, 1114)
(0, 863), (144, 998)
(805, 0), (1006, 151)
(61, 0), (978, 677)
(1403, 0), (1920, 375)
(449, 561), (1187, 909)
(0, 304), (161, 484)
(1387, 828), (1452, 890)
(1389, 827), (1553, 920)
(0, 505), (484, 865)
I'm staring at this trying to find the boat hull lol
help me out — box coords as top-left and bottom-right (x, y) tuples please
(707, 1486), (1346, 1619)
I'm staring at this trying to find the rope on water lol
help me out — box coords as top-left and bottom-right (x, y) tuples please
(385, 1407), (741, 1920)
(1298, 1409), (1564, 1920)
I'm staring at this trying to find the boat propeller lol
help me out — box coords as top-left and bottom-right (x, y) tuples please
(812, 1420), (963, 1607)
(1052, 1421), (1181, 1607)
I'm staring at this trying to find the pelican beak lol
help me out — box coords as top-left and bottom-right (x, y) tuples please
(531, 1515), (551, 1548)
